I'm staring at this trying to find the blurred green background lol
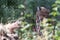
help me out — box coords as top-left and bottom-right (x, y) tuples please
(0, 0), (60, 40)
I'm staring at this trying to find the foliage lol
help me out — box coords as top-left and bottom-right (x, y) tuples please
(0, 0), (60, 40)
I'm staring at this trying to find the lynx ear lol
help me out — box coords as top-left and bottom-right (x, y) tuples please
(47, 9), (50, 13)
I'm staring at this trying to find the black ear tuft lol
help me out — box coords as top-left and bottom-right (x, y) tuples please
(3, 39), (6, 40)
(14, 36), (18, 40)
